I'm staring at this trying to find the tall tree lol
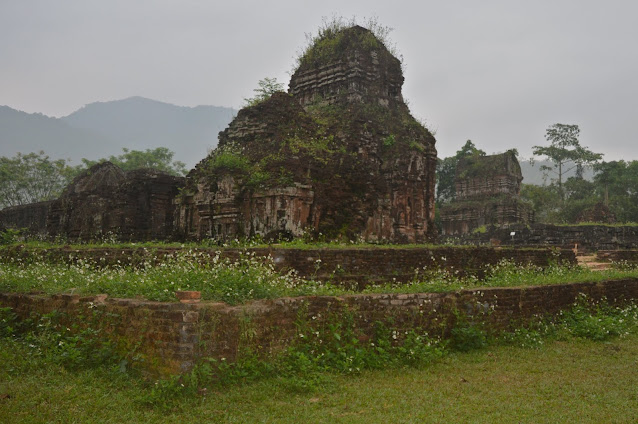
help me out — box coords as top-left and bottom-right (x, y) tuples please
(532, 124), (602, 201)
(436, 140), (486, 203)
(0, 151), (78, 208)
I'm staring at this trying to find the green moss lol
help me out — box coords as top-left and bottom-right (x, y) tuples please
(457, 151), (520, 180)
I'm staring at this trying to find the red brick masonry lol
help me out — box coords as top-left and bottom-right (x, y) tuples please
(2, 277), (637, 375)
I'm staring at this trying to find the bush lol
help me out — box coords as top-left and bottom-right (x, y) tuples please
(449, 322), (488, 352)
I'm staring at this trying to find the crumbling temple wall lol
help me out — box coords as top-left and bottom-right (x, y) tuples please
(0, 162), (185, 241)
(175, 25), (437, 243)
(0, 200), (52, 235)
(439, 151), (533, 235)
(289, 27), (405, 108)
(445, 223), (638, 252)
(174, 95), (322, 241)
(598, 250), (638, 263)
(46, 162), (184, 241)
(486, 223), (638, 251)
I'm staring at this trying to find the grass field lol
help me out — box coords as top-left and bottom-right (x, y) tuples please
(1, 334), (637, 423)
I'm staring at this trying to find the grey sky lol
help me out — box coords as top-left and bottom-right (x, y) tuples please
(1, 0), (637, 160)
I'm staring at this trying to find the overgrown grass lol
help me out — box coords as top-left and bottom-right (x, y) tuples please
(1, 251), (638, 303)
(0, 251), (347, 304)
(2, 298), (638, 422)
(365, 259), (638, 294)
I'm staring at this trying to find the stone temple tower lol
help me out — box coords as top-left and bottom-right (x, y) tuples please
(175, 25), (437, 243)
(439, 151), (534, 235)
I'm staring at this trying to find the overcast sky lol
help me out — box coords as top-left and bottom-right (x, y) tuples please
(1, 0), (637, 160)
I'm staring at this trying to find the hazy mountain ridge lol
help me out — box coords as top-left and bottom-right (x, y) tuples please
(0, 106), (116, 161)
(0, 98), (236, 167)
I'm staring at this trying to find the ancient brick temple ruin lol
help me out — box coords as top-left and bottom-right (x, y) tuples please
(175, 25), (437, 243)
(439, 151), (533, 235)
(1, 25), (437, 243)
(0, 162), (184, 241)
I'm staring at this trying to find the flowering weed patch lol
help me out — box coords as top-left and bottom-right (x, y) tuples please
(2, 253), (638, 304)
(0, 250), (347, 304)
(499, 295), (638, 349)
(362, 259), (638, 294)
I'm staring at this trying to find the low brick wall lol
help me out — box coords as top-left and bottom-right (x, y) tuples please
(598, 250), (638, 263)
(452, 223), (638, 252)
(0, 201), (52, 235)
(3, 277), (637, 375)
(0, 245), (575, 286)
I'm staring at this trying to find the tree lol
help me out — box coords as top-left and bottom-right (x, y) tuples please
(243, 77), (285, 107)
(594, 160), (624, 206)
(0, 151), (78, 208)
(532, 124), (602, 201)
(81, 147), (187, 176)
(593, 160), (638, 222)
(520, 183), (562, 223)
(436, 140), (485, 203)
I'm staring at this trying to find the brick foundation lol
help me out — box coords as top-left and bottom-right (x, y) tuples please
(2, 277), (637, 375)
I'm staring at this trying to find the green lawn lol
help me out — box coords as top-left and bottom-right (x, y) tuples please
(2, 334), (637, 423)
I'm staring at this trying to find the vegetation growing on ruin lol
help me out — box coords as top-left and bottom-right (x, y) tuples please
(304, 99), (433, 161)
(294, 16), (402, 71)
(456, 149), (520, 180)
(207, 146), (251, 175)
(242, 77), (285, 107)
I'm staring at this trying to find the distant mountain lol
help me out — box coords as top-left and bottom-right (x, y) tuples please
(0, 97), (236, 168)
(0, 106), (115, 161)
(520, 159), (595, 186)
(61, 97), (236, 167)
